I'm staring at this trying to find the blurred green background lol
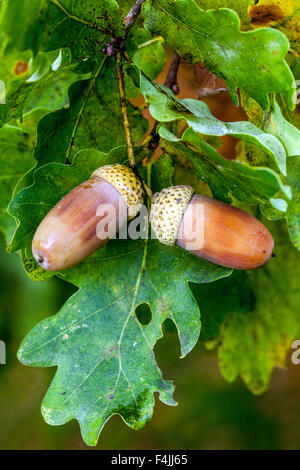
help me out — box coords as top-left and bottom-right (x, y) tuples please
(1, 233), (300, 450)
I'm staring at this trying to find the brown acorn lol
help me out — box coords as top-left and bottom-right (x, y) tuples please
(150, 186), (274, 270)
(32, 164), (144, 271)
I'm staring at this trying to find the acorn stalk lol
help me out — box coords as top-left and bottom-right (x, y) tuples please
(32, 164), (144, 271)
(150, 186), (274, 270)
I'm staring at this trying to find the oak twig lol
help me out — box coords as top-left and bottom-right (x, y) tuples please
(116, 53), (152, 200)
(125, 0), (147, 37)
(105, 0), (147, 56)
(116, 52), (136, 168)
(164, 52), (180, 95)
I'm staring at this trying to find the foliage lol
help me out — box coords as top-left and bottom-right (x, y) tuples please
(0, 0), (299, 446)
(142, 0), (295, 108)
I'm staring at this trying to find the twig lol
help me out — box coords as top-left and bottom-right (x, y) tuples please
(105, 0), (147, 56)
(124, 0), (147, 37)
(116, 53), (152, 200)
(116, 52), (136, 168)
(289, 48), (300, 58)
(164, 52), (180, 95)
(147, 121), (160, 151)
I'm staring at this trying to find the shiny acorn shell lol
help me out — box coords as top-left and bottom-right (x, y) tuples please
(32, 164), (144, 272)
(150, 186), (274, 270)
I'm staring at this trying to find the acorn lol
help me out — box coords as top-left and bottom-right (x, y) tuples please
(32, 164), (144, 271)
(150, 186), (274, 270)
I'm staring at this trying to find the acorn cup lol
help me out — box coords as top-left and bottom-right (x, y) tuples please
(32, 164), (144, 271)
(150, 186), (274, 270)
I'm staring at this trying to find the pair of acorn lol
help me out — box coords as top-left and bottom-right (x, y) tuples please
(32, 164), (274, 272)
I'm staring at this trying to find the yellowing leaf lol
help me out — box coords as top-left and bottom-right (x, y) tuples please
(249, 0), (300, 53)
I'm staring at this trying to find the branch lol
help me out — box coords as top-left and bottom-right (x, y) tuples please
(125, 0), (147, 37)
(105, 0), (147, 56)
(164, 52), (180, 95)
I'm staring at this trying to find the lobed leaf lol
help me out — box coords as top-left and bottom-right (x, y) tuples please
(191, 271), (255, 341)
(242, 95), (300, 251)
(217, 220), (300, 394)
(13, 149), (230, 445)
(264, 101), (300, 157)
(12, 57), (147, 195)
(0, 0), (124, 60)
(0, 48), (79, 127)
(136, 70), (288, 175)
(285, 157), (300, 251)
(142, 0), (295, 109)
(128, 29), (166, 80)
(196, 0), (255, 30)
(159, 125), (290, 208)
(0, 109), (46, 243)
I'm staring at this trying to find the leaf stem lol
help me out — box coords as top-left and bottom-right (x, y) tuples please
(164, 52), (180, 95)
(116, 52), (135, 168)
(116, 52), (152, 200)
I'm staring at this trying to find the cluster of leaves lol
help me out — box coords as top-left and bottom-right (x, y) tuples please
(0, 0), (299, 446)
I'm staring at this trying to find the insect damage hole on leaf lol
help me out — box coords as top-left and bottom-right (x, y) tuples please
(2, 0), (299, 449)
(135, 303), (152, 326)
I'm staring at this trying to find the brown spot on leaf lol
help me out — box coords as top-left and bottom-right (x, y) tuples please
(249, 4), (285, 26)
(13, 61), (29, 77)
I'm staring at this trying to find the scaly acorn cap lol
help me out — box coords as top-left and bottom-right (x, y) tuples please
(150, 185), (195, 246)
(92, 164), (144, 219)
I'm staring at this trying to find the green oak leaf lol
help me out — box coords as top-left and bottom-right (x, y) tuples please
(0, 49), (33, 90)
(261, 109), (300, 250)
(191, 271), (255, 341)
(15, 57), (147, 192)
(159, 125), (290, 209)
(285, 157), (300, 251)
(31, 58), (146, 163)
(127, 28), (166, 80)
(136, 70), (288, 175)
(0, 109), (46, 243)
(290, 58), (300, 129)
(142, 0), (294, 109)
(217, 219), (300, 394)
(11, 148), (230, 446)
(23, 69), (84, 115)
(117, 1), (136, 14)
(148, 154), (174, 194)
(196, 0), (254, 30)
(264, 101), (300, 157)
(242, 96), (300, 251)
(0, 0), (124, 60)
(0, 48), (79, 127)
